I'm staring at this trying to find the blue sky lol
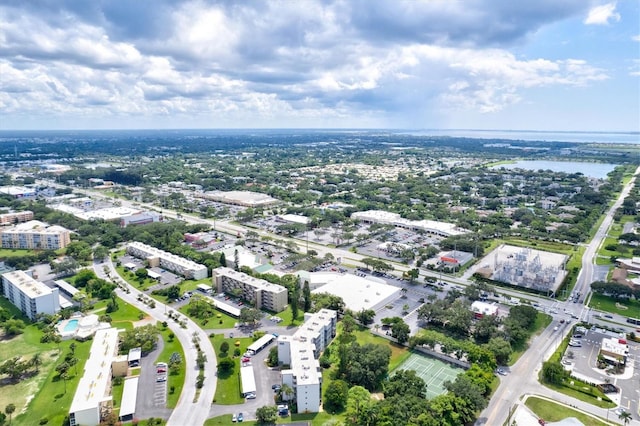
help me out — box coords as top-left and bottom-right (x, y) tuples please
(0, 0), (638, 131)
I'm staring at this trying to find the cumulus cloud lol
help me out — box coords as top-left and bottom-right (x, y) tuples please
(584, 2), (621, 25)
(0, 0), (620, 128)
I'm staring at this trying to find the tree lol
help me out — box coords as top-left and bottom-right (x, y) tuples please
(1, 319), (25, 337)
(4, 404), (15, 425)
(266, 346), (279, 367)
(541, 361), (567, 385)
(324, 379), (350, 413)
(619, 410), (632, 425)
(234, 249), (240, 271)
(217, 358), (234, 372)
(444, 375), (487, 412)
(356, 309), (376, 325)
(385, 370), (426, 399)
(255, 405), (278, 424)
(239, 307), (262, 324)
(302, 281), (312, 312)
(485, 337), (512, 366)
(343, 343), (391, 391)
(290, 286), (299, 322)
(280, 383), (294, 402)
(391, 319), (410, 344)
(220, 341), (230, 354)
(345, 386), (374, 426)
(93, 245), (109, 262)
(119, 324), (159, 353)
(219, 251), (227, 267)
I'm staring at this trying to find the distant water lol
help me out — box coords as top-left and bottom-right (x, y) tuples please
(491, 160), (617, 179)
(404, 129), (640, 144)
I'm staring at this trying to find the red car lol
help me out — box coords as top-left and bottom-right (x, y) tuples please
(242, 357), (250, 362)
(157, 367), (167, 373)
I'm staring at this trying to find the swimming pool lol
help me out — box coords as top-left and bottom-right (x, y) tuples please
(63, 319), (79, 333)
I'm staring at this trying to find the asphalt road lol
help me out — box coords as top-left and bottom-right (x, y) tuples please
(93, 258), (218, 426)
(478, 166), (640, 426)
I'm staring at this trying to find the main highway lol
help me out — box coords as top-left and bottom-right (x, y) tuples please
(45, 168), (640, 424)
(478, 166), (640, 426)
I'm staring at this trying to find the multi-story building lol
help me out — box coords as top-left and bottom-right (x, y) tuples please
(351, 210), (469, 237)
(0, 210), (34, 226)
(212, 267), (288, 312)
(1, 270), (60, 320)
(126, 241), (208, 280)
(0, 220), (71, 250)
(277, 309), (337, 413)
(69, 328), (127, 426)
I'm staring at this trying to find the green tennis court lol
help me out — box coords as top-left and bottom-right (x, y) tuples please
(393, 352), (464, 399)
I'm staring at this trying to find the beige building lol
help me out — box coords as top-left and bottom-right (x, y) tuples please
(212, 267), (288, 312)
(0, 210), (34, 225)
(126, 241), (208, 279)
(1, 220), (71, 250)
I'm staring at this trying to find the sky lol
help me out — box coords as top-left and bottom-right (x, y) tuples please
(0, 0), (639, 131)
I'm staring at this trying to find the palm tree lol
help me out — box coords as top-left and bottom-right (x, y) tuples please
(29, 353), (42, 373)
(5, 403), (15, 425)
(279, 384), (294, 402)
(618, 411), (632, 425)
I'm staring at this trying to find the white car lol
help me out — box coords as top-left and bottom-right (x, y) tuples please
(245, 392), (256, 399)
(232, 413), (237, 422)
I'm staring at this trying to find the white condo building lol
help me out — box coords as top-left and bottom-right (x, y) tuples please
(1, 270), (60, 320)
(277, 309), (337, 413)
(69, 328), (125, 426)
(126, 241), (208, 280)
(212, 267), (288, 312)
(351, 210), (469, 237)
(1, 220), (71, 250)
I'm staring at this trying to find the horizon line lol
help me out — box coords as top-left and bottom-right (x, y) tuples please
(0, 128), (638, 134)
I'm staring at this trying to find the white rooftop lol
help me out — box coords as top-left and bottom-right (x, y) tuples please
(278, 214), (310, 225)
(310, 272), (400, 311)
(70, 328), (119, 414)
(3, 270), (54, 299)
(351, 210), (469, 236)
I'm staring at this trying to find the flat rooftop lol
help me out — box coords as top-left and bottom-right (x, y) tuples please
(309, 272), (400, 311)
(3, 270), (54, 299)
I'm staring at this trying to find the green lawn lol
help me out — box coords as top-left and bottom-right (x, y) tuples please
(178, 301), (238, 329)
(204, 411), (338, 425)
(211, 335), (254, 405)
(155, 327), (187, 408)
(92, 297), (146, 330)
(272, 305), (303, 326)
(589, 293), (640, 319)
(525, 396), (610, 426)
(7, 330), (93, 426)
(352, 328), (410, 370)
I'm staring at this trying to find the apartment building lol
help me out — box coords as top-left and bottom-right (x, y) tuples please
(1, 220), (71, 250)
(1, 270), (60, 320)
(69, 328), (126, 426)
(0, 210), (34, 225)
(277, 309), (337, 413)
(126, 241), (208, 280)
(212, 267), (288, 312)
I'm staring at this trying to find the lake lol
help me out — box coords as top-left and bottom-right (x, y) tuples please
(491, 160), (618, 179)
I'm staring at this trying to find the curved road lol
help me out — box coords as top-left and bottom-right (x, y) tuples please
(94, 258), (217, 426)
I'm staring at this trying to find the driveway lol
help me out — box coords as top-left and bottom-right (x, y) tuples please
(135, 336), (172, 419)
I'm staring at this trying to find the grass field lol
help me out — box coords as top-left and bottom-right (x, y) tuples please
(525, 396), (610, 426)
(589, 293), (640, 319)
(178, 300), (238, 329)
(211, 334), (254, 405)
(393, 352), (463, 399)
(155, 327), (187, 408)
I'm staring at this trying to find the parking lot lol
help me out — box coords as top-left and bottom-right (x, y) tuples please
(563, 327), (640, 417)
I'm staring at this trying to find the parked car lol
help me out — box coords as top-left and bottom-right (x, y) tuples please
(496, 368), (507, 376)
(232, 413), (237, 422)
(245, 392), (256, 400)
(237, 412), (244, 422)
